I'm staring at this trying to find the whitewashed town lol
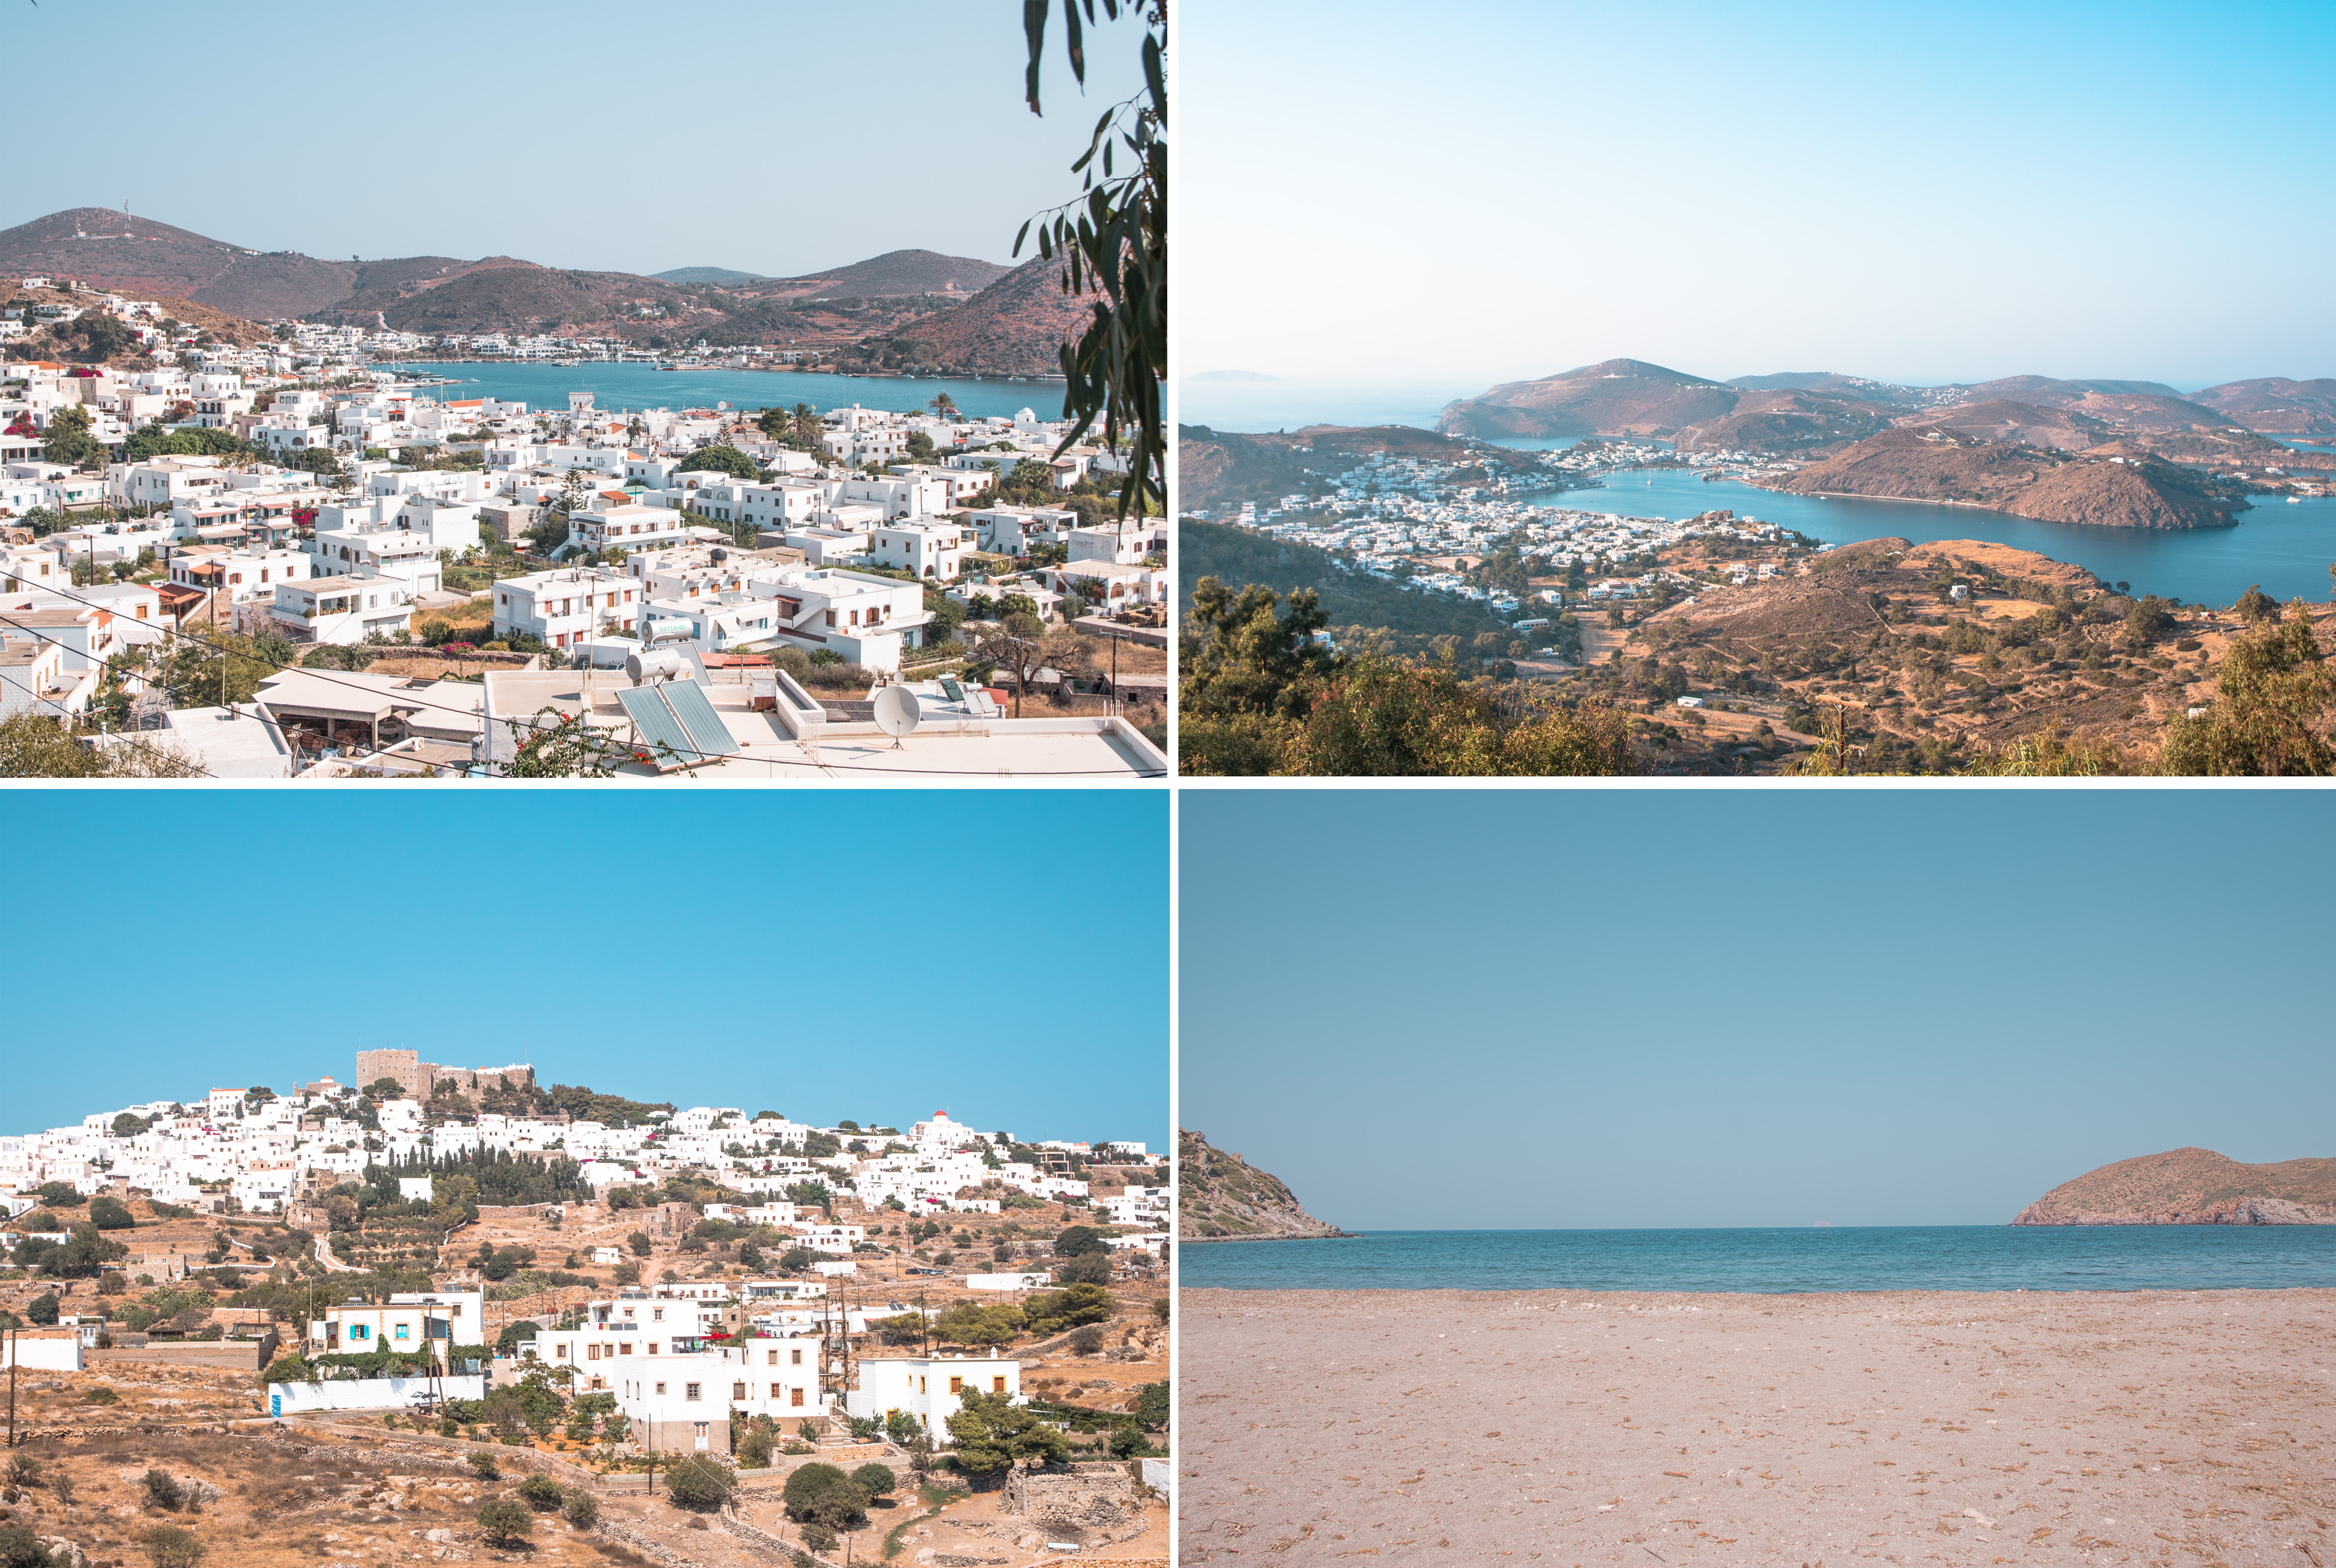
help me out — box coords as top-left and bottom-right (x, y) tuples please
(0, 1050), (1171, 1560)
(1, 291), (1170, 779)
(1186, 439), (1809, 643)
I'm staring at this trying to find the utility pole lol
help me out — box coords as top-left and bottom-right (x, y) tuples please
(7, 1326), (16, 1447)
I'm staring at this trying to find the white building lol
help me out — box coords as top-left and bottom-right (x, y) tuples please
(492, 566), (641, 649)
(867, 522), (968, 582)
(844, 1354), (1023, 1439)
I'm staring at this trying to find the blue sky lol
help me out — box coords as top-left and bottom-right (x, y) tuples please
(1180, 789), (2336, 1229)
(1182, 0), (2336, 390)
(1, 0), (1146, 278)
(4, 791), (1168, 1151)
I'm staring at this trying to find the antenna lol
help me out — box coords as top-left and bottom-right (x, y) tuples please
(871, 686), (920, 750)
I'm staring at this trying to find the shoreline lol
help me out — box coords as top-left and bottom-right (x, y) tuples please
(1746, 481), (2249, 530)
(1180, 1285), (2336, 1564)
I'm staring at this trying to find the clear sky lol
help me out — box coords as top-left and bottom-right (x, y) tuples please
(0, 0), (1147, 278)
(1182, 0), (2336, 392)
(1180, 789), (2336, 1230)
(5, 790), (1168, 1151)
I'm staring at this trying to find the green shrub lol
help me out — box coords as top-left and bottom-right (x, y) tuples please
(142, 1469), (185, 1510)
(561, 1488), (599, 1529)
(849, 1462), (896, 1499)
(0, 1524), (64, 1568)
(466, 1450), (500, 1480)
(141, 1524), (205, 1567)
(516, 1473), (565, 1511)
(660, 1455), (736, 1513)
(475, 1498), (532, 1546)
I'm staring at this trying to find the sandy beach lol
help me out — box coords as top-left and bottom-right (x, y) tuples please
(1179, 1287), (2336, 1565)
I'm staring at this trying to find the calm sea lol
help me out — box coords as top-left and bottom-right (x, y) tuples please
(1570, 468), (2336, 610)
(1181, 1227), (2336, 1294)
(385, 362), (1060, 423)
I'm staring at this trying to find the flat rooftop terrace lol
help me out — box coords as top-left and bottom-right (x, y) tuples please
(482, 670), (1165, 780)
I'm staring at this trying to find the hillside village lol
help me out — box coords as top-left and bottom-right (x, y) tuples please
(0, 1054), (1171, 1564)
(1, 293), (1169, 777)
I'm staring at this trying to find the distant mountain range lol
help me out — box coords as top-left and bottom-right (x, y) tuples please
(1436, 357), (2336, 443)
(655, 251), (1011, 298)
(0, 208), (1069, 371)
(2013, 1147), (2336, 1225)
(652, 266), (769, 285)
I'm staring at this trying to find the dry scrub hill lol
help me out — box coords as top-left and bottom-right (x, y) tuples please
(1179, 1131), (1346, 1243)
(1764, 428), (2247, 529)
(2013, 1147), (2336, 1225)
(1611, 536), (2312, 771)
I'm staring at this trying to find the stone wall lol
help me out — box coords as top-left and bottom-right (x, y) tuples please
(1003, 1463), (1138, 1527)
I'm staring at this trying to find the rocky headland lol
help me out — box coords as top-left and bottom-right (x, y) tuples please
(2012, 1145), (2336, 1224)
(1178, 1129), (1349, 1242)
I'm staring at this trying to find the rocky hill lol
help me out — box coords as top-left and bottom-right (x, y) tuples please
(2013, 1147), (2336, 1225)
(743, 248), (1013, 300)
(312, 261), (684, 334)
(1179, 1129), (1348, 1242)
(2189, 376), (2336, 436)
(652, 265), (768, 284)
(1916, 398), (2114, 450)
(894, 253), (1095, 377)
(1765, 427), (2249, 529)
(1441, 357), (1745, 439)
(0, 206), (365, 317)
(1673, 388), (1895, 453)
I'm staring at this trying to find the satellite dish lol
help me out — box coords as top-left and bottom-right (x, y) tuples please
(872, 686), (921, 747)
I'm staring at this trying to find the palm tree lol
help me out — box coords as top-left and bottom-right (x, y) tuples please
(790, 403), (819, 450)
(929, 392), (957, 417)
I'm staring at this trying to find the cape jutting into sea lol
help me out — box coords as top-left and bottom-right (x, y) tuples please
(1181, 1226), (2336, 1293)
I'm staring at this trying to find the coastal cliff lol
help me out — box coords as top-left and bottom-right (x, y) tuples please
(2012, 1146), (2336, 1225)
(1179, 1129), (1349, 1242)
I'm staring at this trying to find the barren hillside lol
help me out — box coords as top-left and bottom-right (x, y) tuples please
(1179, 1130), (1347, 1242)
(1765, 427), (2248, 529)
(2013, 1147), (2336, 1225)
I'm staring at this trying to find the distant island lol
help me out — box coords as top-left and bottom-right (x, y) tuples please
(1179, 1129), (1350, 1241)
(2013, 1146), (2336, 1225)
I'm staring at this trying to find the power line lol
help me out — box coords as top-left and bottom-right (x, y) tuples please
(7, 572), (1164, 777)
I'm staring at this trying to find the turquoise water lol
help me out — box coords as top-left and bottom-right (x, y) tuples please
(1181, 1227), (2336, 1294)
(385, 362), (1061, 422)
(1564, 469), (2336, 608)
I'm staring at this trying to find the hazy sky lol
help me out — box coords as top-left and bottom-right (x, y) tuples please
(1180, 789), (2336, 1230)
(0, 0), (1146, 278)
(1182, 0), (2336, 391)
(6, 791), (1167, 1150)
